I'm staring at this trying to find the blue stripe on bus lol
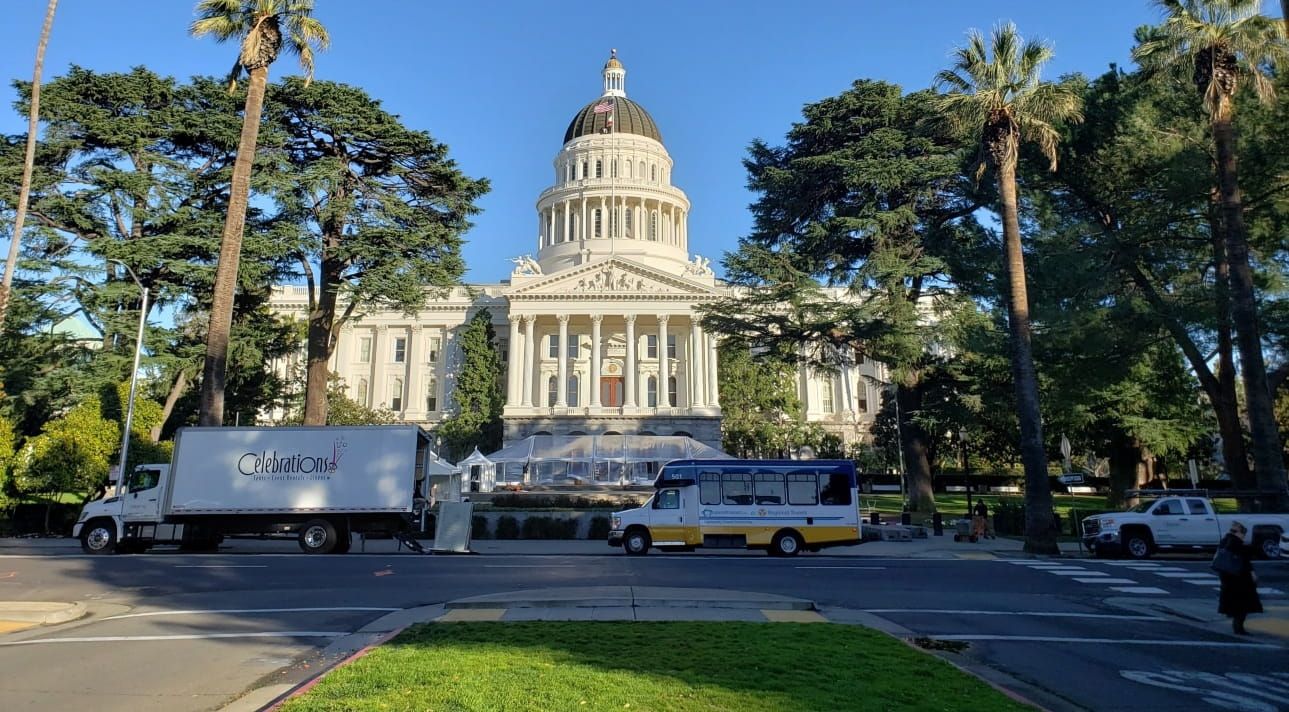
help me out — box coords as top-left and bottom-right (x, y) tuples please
(699, 516), (850, 522)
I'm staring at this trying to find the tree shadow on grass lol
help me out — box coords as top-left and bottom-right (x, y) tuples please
(281, 621), (1033, 712)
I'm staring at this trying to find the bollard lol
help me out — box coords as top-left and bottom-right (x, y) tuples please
(932, 512), (943, 536)
(900, 511), (911, 526)
(870, 511), (881, 526)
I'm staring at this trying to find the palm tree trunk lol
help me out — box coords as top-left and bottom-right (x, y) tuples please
(1209, 212), (1253, 491)
(302, 260), (342, 425)
(997, 158), (1058, 555)
(1212, 102), (1288, 507)
(198, 65), (269, 427)
(0, 0), (58, 335)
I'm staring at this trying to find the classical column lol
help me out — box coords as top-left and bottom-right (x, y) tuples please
(690, 320), (705, 408)
(580, 197), (587, 241)
(590, 314), (603, 408)
(406, 324), (428, 419)
(556, 314), (569, 407)
(521, 315), (535, 407)
(507, 316), (521, 405)
(624, 314), (637, 408)
(658, 315), (670, 409)
(706, 331), (720, 407)
(600, 196), (607, 238)
(372, 325), (388, 409)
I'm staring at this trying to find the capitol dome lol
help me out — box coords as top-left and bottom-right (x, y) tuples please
(564, 96), (662, 144)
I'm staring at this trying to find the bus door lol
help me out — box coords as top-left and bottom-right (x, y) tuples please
(649, 487), (692, 545)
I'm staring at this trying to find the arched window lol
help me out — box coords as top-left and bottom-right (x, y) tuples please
(649, 212), (658, 241)
(625, 208), (633, 237)
(581, 161), (587, 179)
(547, 376), (558, 407)
(626, 161), (633, 178)
(610, 160), (617, 178)
(390, 378), (404, 412)
(426, 378), (438, 412)
(647, 376), (658, 407)
(356, 378), (368, 406)
(821, 377), (835, 414)
(639, 161), (646, 178)
(667, 376), (678, 407)
(568, 374), (580, 407)
(595, 160), (603, 178)
(594, 209), (602, 238)
(650, 164), (656, 181)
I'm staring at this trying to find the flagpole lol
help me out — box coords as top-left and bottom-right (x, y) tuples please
(609, 98), (616, 259)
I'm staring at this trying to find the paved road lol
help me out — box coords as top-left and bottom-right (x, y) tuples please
(1, 547), (1286, 711)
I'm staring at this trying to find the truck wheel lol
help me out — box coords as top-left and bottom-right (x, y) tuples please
(771, 530), (803, 557)
(299, 519), (339, 554)
(81, 520), (117, 555)
(1124, 533), (1153, 560)
(623, 528), (651, 556)
(1257, 536), (1281, 560)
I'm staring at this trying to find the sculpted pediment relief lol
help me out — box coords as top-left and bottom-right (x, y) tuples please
(506, 258), (717, 299)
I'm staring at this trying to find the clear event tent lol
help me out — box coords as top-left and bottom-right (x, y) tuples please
(457, 447), (497, 493)
(485, 434), (732, 487)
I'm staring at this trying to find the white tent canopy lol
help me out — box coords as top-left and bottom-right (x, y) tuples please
(457, 447), (496, 493)
(420, 449), (462, 504)
(486, 435), (731, 487)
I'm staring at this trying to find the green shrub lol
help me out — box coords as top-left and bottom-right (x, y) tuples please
(471, 515), (490, 540)
(495, 515), (519, 540)
(587, 515), (611, 540)
(520, 516), (579, 539)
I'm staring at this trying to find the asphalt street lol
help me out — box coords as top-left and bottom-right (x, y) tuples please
(1, 547), (1286, 712)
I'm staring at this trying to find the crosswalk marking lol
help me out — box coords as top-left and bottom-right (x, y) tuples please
(1109, 586), (1170, 595)
(1075, 577), (1139, 584)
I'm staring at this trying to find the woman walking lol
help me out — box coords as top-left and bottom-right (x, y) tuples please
(1217, 522), (1262, 635)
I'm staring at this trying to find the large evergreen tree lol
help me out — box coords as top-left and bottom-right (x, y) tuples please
(265, 79), (488, 425)
(437, 310), (503, 459)
(934, 23), (1083, 554)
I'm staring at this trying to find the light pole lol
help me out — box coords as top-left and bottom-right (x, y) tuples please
(960, 429), (972, 517)
(109, 259), (147, 497)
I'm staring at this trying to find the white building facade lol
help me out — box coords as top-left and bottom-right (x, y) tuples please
(269, 52), (887, 450)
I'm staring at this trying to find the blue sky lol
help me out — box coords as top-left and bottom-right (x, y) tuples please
(2, 0), (1268, 284)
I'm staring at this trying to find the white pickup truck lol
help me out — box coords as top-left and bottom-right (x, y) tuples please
(1082, 495), (1287, 560)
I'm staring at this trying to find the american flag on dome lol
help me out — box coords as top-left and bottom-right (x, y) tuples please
(593, 100), (614, 114)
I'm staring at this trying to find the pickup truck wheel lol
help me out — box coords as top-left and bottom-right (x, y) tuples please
(1258, 536), (1281, 560)
(1125, 533), (1153, 560)
(299, 519), (339, 554)
(81, 521), (117, 555)
(623, 528), (651, 556)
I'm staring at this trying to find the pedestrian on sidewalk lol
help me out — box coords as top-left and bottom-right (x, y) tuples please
(971, 500), (989, 540)
(1217, 521), (1262, 635)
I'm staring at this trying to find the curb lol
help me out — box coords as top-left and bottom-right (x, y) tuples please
(0, 601), (87, 625)
(255, 626), (407, 712)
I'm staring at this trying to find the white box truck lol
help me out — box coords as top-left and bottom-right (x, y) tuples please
(72, 425), (435, 555)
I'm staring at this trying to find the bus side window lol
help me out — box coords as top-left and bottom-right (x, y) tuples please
(755, 471), (785, 505)
(721, 472), (753, 506)
(787, 472), (818, 505)
(699, 471), (722, 505)
(820, 472), (852, 506)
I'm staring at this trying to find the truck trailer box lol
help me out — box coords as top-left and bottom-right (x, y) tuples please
(164, 425), (424, 515)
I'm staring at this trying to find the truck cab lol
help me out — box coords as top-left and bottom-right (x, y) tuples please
(73, 464), (170, 554)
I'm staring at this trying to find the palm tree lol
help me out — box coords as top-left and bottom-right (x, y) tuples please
(933, 23), (1083, 555)
(1134, 0), (1288, 504)
(0, 0), (59, 335)
(190, 0), (328, 426)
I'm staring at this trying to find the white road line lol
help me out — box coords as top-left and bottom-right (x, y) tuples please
(1147, 567), (1189, 572)
(1257, 587), (1284, 595)
(0, 632), (347, 646)
(174, 565), (268, 568)
(1183, 578), (1220, 585)
(863, 609), (1166, 621)
(103, 607), (400, 621)
(1109, 586), (1170, 594)
(1100, 562), (1160, 567)
(923, 635), (1277, 649)
(1049, 570), (1101, 576)
(1074, 577), (1139, 584)
(795, 566), (886, 570)
(1155, 572), (1216, 578)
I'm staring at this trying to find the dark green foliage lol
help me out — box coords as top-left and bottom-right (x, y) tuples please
(436, 310), (504, 458)
(520, 516), (578, 539)
(494, 515), (519, 540)
(471, 514), (490, 540)
(587, 515), (611, 540)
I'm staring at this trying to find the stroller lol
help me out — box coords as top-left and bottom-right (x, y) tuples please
(952, 518), (977, 543)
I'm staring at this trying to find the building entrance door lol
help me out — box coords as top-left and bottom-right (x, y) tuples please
(601, 377), (624, 407)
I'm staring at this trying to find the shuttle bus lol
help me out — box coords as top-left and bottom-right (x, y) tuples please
(607, 459), (860, 556)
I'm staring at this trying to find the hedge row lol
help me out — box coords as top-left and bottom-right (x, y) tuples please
(471, 514), (610, 540)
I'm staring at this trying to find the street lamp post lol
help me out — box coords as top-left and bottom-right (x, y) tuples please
(960, 429), (972, 518)
(109, 260), (147, 497)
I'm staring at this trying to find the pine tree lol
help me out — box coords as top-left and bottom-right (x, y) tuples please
(437, 310), (504, 459)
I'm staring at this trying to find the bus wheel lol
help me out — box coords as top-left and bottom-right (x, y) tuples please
(623, 528), (651, 556)
(772, 530), (803, 557)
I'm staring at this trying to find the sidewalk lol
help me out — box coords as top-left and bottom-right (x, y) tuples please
(0, 532), (1033, 558)
(1108, 596), (1289, 643)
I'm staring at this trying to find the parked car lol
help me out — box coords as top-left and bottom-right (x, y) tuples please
(1081, 495), (1287, 560)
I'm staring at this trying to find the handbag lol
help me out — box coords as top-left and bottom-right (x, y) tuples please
(1211, 546), (1243, 575)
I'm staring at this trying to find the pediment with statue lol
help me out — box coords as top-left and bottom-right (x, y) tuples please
(505, 257), (720, 301)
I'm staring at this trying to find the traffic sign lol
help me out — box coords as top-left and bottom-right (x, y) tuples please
(1058, 474), (1084, 485)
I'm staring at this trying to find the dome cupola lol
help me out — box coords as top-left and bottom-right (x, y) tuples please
(563, 50), (662, 144)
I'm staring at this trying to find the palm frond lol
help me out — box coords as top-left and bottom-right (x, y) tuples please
(191, 0), (249, 40)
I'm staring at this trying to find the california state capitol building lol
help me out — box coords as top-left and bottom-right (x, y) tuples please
(268, 51), (888, 457)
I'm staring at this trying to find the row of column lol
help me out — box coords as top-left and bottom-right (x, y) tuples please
(340, 324), (437, 414)
(539, 197), (686, 249)
(505, 314), (719, 410)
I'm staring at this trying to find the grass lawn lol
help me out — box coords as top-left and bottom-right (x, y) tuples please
(860, 493), (1110, 519)
(279, 622), (1033, 712)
